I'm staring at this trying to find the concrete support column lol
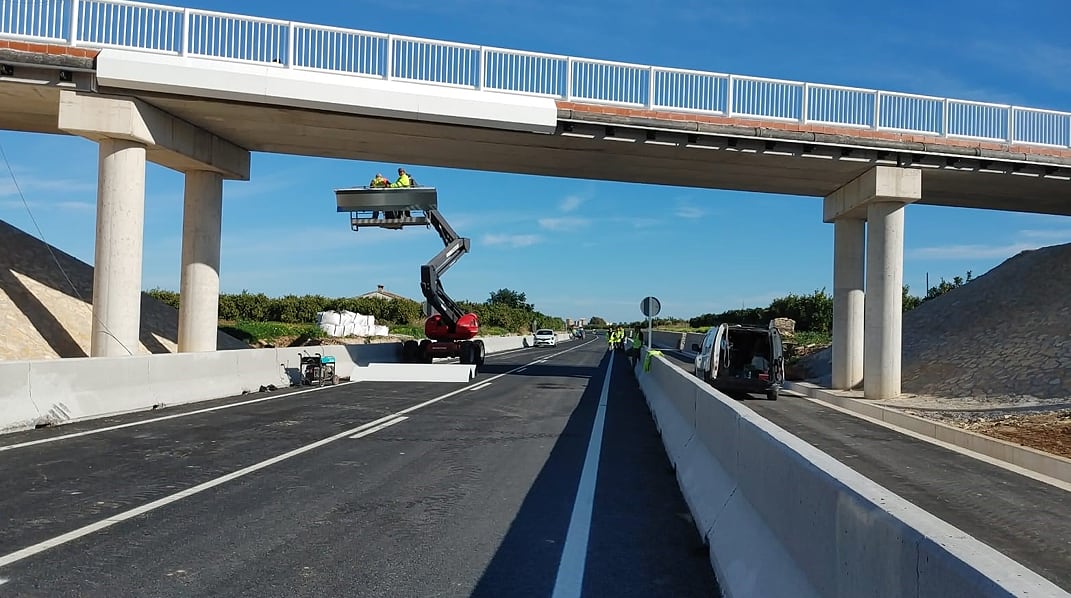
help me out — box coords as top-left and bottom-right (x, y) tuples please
(863, 201), (906, 400)
(831, 217), (865, 390)
(178, 171), (224, 352)
(91, 138), (147, 357)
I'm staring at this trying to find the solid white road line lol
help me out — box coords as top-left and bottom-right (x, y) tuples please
(468, 382), (493, 392)
(348, 416), (407, 439)
(551, 353), (614, 598)
(0, 340), (596, 569)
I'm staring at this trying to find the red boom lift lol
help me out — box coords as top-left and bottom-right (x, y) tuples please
(335, 185), (486, 367)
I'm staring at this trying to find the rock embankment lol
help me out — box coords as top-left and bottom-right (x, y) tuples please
(0, 219), (247, 360)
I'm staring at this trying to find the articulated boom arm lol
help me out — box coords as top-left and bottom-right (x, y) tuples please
(421, 208), (470, 331)
(333, 186), (477, 341)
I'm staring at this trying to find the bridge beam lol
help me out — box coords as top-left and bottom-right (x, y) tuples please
(177, 171), (223, 353)
(57, 90), (250, 180)
(825, 166), (921, 400)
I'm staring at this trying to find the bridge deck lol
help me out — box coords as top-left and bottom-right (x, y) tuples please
(1, 45), (1070, 215)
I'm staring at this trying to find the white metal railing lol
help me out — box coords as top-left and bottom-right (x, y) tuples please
(4, 0), (1071, 151)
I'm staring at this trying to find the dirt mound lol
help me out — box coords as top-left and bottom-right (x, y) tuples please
(799, 243), (1071, 401)
(0, 219), (248, 360)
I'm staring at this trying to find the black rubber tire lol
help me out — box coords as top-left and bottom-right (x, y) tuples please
(402, 340), (419, 363)
(474, 340), (486, 367)
(459, 341), (475, 365)
(418, 339), (433, 364)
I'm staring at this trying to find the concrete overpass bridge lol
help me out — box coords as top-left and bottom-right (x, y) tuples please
(2, 0), (1071, 399)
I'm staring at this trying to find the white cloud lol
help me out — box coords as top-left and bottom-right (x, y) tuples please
(56, 201), (95, 211)
(483, 233), (541, 248)
(626, 217), (662, 229)
(538, 216), (589, 231)
(909, 242), (1040, 260)
(1017, 228), (1071, 242)
(0, 175), (96, 198)
(910, 227), (1071, 261)
(674, 201), (706, 219)
(559, 195), (586, 212)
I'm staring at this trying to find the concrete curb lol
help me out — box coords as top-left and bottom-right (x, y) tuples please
(786, 381), (1071, 487)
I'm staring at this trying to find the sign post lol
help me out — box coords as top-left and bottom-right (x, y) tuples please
(639, 296), (661, 350)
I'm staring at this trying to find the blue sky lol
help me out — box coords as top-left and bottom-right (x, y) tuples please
(3, 0), (1071, 324)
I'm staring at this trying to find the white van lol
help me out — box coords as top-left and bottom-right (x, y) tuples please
(692, 322), (785, 400)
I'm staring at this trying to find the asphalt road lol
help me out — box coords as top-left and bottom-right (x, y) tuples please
(0, 341), (718, 597)
(664, 350), (1071, 592)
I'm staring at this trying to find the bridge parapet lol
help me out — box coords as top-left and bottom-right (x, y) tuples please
(2, 0), (1070, 154)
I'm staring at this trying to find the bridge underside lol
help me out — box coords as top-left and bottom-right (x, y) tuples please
(2, 79), (1070, 215)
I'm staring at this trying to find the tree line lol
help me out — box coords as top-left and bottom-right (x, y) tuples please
(147, 287), (566, 334)
(616, 271), (975, 336)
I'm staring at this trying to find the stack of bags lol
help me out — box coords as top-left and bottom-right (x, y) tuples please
(316, 310), (390, 337)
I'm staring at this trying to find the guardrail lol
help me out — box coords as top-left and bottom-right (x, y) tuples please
(3, 0), (1070, 149)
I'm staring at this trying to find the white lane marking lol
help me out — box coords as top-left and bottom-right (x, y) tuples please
(516, 368), (528, 373)
(0, 577), (8, 585)
(552, 353), (614, 598)
(0, 383), (354, 453)
(468, 382), (493, 392)
(0, 340), (595, 569)
(348, 416), (407, 439)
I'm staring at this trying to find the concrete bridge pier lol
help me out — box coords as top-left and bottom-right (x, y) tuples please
(90, 138), (147, 357)
(825, 166), (921, 399)
(831, 217), (865, 390)
(178, 171), (224, 352)
(58, 91), (249, 356)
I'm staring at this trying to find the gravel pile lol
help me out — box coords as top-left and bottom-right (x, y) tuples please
(799, 243), (1071, 401)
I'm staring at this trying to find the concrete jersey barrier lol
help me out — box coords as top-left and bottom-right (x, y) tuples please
(0, 333), (572, 434)
(635, 350), (1068, 598)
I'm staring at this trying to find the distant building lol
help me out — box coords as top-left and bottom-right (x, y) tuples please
(358, 284), (412, 302)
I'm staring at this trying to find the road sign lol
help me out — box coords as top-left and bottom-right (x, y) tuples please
(640, 296), (661, 317)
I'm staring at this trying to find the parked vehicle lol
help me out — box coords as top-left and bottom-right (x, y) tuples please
(534, 329), (557, 347)
(692, 323), (784, 400)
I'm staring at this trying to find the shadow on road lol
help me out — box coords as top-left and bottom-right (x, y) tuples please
(471, 351), (719, 597)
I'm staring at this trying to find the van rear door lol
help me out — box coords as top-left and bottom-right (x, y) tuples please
(769, 326), (785, 384)
(709, 324), (727, 380)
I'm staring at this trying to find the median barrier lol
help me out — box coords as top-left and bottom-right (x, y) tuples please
(237, 347), (289, 391)
(149, 350), (243, 407)
(0, 361), (38, 432)
(28, 355), (151, 426)
(637, 350), (1067, 598)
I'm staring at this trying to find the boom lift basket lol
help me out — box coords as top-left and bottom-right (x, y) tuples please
(335, 187), (438, 231)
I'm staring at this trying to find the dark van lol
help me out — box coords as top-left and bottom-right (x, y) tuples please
(692, 323), (784, 401)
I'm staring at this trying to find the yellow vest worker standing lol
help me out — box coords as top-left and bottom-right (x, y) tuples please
(630, 329), (643, 367)
(369, 173), (390, 188)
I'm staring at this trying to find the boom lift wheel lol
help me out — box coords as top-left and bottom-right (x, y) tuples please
(474, 340), (485, 366)
(459, 340), (475, 365)
(402, 340), (419, 363)
(419, 339), (433, 364)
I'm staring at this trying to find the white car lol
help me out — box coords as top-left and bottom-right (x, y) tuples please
(533, 329), (557, 347)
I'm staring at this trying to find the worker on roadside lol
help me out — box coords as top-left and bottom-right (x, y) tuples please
(391, 168), (412, 188)
(607, 327), (615, 351)
(369, 173), (390, 188)
(629, 328), (643, 367)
